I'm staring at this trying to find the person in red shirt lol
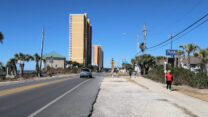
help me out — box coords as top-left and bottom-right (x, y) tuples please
(166, 70), (173, 90)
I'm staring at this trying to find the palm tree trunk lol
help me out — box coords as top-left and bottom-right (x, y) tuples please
(14, 65), (17, 77)
(188, 54), (190, 70)
(36, 61), (39, 76)
(174, 57), (177, 67)
(178, 56), (180, 67)
(20, 64), (24, 77)
(205, 64), (208, 76)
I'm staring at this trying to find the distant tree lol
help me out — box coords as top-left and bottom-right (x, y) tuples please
(198, 48), (208, 74)
(0, 62), (4, 72)
(135, 54), (155, 75)
(33, 53), (40, 76)
(179, 43), (199, 70)
(131, 58), (136, 70)
(122, 63), (132, 70)
(176, 50), (185, 67)
(14, 53), (33, 77)
(6, 58), (17, 76)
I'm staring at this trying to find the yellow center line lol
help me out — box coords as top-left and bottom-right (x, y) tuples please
(0, 78), (70, 97)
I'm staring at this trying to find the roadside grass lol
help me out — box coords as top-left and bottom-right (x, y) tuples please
(174, 86), (208, 102)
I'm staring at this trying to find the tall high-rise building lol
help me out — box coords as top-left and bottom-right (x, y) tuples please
(69, 13), (92, 65)
(93, 45), (103, 70)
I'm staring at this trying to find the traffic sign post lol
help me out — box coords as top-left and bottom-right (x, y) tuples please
(111, 58), (115, 71)
(166, 49), (177, 67)
(164, 61), (167, 82)
(166, 49), (177, 56)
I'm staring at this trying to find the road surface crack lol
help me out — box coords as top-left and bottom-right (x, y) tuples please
(88, 88), (100, 117)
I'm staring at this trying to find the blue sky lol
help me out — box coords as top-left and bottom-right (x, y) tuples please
(0, 0), (208, 69)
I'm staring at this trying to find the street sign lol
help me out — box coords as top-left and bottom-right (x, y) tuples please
(166, 49), (177, 56)
(111, 61), (115, 65)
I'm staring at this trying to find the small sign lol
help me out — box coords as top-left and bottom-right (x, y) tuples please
(166, 49), (177, 56)
(111, 61), (115, 65)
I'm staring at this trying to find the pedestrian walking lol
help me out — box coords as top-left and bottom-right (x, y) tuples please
(116, 69), (119, 78)
(111, 69), (114, 78)
(166, 70), (173, 90)
(129, 69), (132, 78)
(133, 71), (137, 78)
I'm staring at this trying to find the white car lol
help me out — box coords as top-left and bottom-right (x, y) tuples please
(80, 68), (92, 78)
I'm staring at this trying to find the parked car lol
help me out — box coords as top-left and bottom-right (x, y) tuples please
(80, 68), (92, 78)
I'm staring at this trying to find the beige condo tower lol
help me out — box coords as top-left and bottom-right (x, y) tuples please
(93, 45), (103, 70)
(69, 13), (92, 65)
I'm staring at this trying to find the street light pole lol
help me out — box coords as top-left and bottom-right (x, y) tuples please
(164, 61), (167, 82)
(137, 34), (139, 56)
(39, 26), (44, 77)
(142, 24), (147, 54)
(170, 33), (173, 50)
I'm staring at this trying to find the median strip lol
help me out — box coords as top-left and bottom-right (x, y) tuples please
(0, 78), (70, 97)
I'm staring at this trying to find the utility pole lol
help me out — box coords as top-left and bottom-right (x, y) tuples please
(39, 26), (44, 77)
(170, 33), (173, 50)
(169, 33), (175, 67)
(142, 24), (147, 54)
(136, 34), (139, 56)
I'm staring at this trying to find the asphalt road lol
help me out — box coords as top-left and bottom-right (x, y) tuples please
(0, 73), (104, 117)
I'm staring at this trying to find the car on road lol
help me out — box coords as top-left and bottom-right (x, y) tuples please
(80, 68), (92, 78)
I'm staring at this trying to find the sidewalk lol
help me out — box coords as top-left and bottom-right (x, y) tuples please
(92, 76), (208, 117)
(132, 76), (208, 117)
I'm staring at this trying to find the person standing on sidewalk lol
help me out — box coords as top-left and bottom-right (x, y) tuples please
(166, 70), (173, 90)
(129, 69), (132, 78)
(133, 71), (137, 78)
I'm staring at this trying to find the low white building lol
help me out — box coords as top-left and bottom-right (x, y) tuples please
(43, 52), (66, 69)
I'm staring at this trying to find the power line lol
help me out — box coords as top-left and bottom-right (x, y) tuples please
(174, 0), (202, 24)
(147, 18), (208, 51)
(147, 12), (208, 50)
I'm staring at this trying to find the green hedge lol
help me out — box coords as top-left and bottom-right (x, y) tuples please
(146, 66), (208, 88)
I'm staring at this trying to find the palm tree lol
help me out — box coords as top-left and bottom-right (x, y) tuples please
(0, 32), (3, 43)
(33, 53), (40, 76)
(6, 58), (17, 76)
(179, 43), (199, 70)
(131, 58), (136, 70)
(0, 62), (2, 68)
(139, 42), (145, 54)
(176, 50), (184, 67)
(198, 48), (208, 73)
(135, 54), (154, 75)
(0, 62), (4, 73)
(155, 56), (165, 64)
(14, 53), (33, 77)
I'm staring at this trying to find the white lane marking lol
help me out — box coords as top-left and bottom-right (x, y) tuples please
(28, 79), (90, 117)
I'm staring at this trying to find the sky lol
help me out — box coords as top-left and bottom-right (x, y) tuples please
(0, 0), (208, 69)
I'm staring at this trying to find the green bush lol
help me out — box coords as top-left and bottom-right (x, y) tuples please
(146, 66), (208, 88)
(72, 67), (80, 73)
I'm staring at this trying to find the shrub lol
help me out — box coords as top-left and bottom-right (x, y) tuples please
(146, 66), (208, 88)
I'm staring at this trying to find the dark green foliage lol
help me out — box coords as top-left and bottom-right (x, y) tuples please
(146, 66), (208, 88)
(0, 32), (3, 43)
(72, 67), (79, 73)
(122, 63), (133, 70)
(135, 54), (155, 75)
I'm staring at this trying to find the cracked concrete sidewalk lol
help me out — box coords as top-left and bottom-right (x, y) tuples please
(92, 77), (208, 117)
